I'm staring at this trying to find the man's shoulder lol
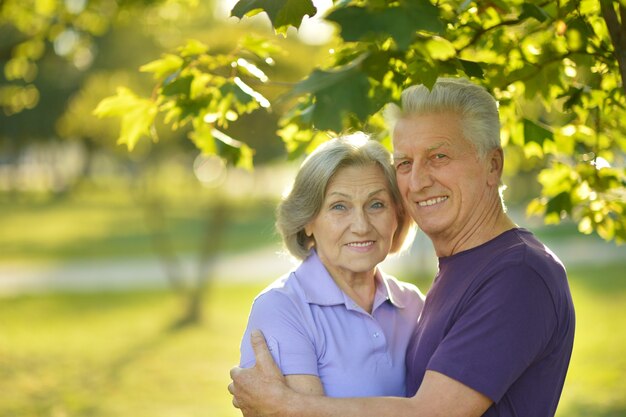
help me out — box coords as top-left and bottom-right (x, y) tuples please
(480, 229), (571, 308)
(488, 228), (565, 270)
(458, 228), (568, 297)
(510, 229), (566, 276)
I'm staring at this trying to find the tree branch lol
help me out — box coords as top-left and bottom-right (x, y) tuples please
(600, 0), (626, 96)
(457, 0), (555, 53)
(456, 19), (522, 53)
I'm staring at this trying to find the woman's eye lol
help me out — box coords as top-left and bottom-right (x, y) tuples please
(330, 203), (346, 210)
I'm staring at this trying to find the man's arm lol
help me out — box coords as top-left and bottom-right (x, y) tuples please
(285, 375), (324, 396)
(228, 330), (492, 417)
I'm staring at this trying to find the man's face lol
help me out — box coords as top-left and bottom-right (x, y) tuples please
(392, 112), (500, 245)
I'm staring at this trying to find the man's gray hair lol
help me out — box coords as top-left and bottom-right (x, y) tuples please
(277, 132), (414, 260)
(385, 77), (501, 157)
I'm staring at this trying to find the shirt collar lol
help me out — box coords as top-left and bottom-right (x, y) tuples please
(294, 251), (406, 311)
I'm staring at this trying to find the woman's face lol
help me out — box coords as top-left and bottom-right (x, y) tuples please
(305, 163), (398, 280)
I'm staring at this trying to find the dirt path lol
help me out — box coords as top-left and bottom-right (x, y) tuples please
(0, 234), (622, 295)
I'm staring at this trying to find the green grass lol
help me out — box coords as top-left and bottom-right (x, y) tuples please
(0, 283), (266, 417)
(556, 263), (626, 417)
(0, 263), (624, 417)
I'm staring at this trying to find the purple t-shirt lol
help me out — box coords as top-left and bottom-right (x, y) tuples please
(240, 251), (425, 397)
(406, 228), (575, 416)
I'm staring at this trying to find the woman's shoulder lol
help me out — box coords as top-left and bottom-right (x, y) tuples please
(252, 272), (306, 309)
(380, 271), (426, 304)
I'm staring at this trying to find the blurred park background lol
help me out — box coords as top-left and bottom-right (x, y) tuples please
(1, 1), (626, 416)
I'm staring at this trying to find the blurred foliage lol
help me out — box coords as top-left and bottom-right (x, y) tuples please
(100, 0), (625, 244)
(0, 0), (319, 164)
(0, 182), (279, 263)
(0, 0), (181, 115)
(2, 0), (625, 243)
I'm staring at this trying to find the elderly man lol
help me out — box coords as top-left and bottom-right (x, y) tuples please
(229, 77), (575, 417)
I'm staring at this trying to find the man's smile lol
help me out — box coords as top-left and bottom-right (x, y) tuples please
(417, 196), (448, 207)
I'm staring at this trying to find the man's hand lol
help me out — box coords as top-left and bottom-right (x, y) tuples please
(229, 329), (290, 417)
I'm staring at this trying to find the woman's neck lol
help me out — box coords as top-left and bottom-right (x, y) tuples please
(328, 268), (378, 314)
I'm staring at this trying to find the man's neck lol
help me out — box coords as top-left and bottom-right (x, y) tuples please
(431, 208), (517, 258)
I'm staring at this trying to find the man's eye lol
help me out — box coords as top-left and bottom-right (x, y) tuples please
(371, 201), (384, 209)
(433, 153), (447, 159)
(396, 160), (411, 170)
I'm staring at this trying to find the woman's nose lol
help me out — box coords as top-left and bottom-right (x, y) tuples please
(350, 209), (371, 234)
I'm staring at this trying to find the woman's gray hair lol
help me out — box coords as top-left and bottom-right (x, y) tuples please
(277, 132), (414, 260)
(385, 77), (501, 157)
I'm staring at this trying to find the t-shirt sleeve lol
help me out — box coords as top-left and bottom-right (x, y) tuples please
(239, 289), (319, 377)
(427, 265), (557, 402)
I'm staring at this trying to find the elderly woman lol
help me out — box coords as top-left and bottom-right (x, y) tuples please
(239, 133), (425, 398)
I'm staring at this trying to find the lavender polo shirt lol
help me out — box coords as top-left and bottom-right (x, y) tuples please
(240, 251), (424, 397)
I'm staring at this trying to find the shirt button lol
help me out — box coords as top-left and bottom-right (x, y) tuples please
(373, 332), (380, 338)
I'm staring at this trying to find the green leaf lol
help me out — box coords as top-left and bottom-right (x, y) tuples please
(282, 55), (372, 131)
(326, 2), (442, 50)
(362, 52), (391, 81)
(426, 38), (457, 60)
(178, 39), (209, 57)
(546, 191), (573, 217)
(578, 216), (593, 234)
(191, 73), (213, 100)
(518, 2), (550, 22)
(171, 98), (212, 129)
(559, 86), (584, 111)
(220, 81), (257, 109)
(406, 59), (439, 89)
(189, 121), (217, 155)
(161, 75), (193, 97)
(212, 128), (255, 170)
(231, 0), (316, 30)
(404, 0), (443, 34)
(240, 35), (281, 59)
(278, 122), (330, 160)
(286, 54), (367, 97)
(93, 87), (157, 151)
(458, 59), (484, 79)
(523, 118), (553, 146)
(140, 54), (184, 80)
(313, 70), (371, 132)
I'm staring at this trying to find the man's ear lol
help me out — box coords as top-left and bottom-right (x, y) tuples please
(487, 148), (504, 187)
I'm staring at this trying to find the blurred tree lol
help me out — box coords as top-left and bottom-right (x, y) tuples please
(1, 0), (321, 325)
(93, 0), (626, 244)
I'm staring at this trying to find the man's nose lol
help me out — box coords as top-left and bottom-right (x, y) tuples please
(409, 163), (433, 192)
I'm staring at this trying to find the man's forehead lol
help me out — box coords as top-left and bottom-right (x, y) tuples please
(392, 141), (448, 158)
